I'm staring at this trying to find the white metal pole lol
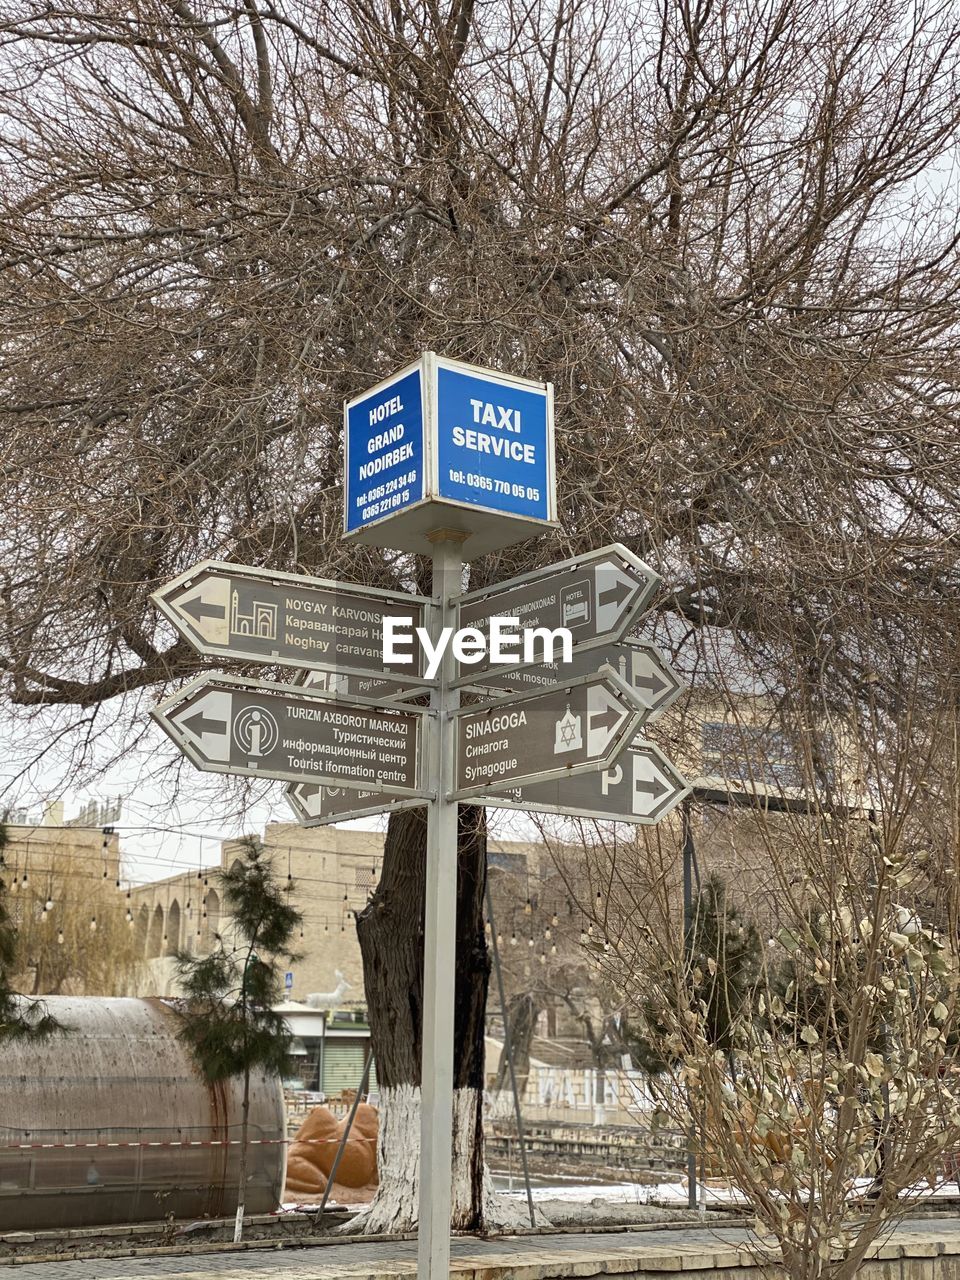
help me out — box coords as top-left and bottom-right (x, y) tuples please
(418, 530), (464, 1280)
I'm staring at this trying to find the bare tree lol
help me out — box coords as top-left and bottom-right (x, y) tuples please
(2, 0), (960, 1232)
(563, 663), (960, 1279)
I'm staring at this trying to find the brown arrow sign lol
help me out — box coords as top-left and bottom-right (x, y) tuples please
(152, 674), (428, 795)
(466, 740), (690, 825)
(286, 780), (425, 826)
(469, 638), (684, 719)
(454, 544), (658, 684)
(152, 560), (429, 688)
(452, 667), (647, 799)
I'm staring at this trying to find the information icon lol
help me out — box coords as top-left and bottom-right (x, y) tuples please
(233, 705), (279, 758)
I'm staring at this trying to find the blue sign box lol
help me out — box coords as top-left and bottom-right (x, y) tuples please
(343, 354), (556, 558)
(344, 366), (425, 534)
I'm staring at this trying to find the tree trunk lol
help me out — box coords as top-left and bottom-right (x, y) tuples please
(493, 992), (540, 1094)
(356, 804), (527, 1233)
(234, 1069), (249, 1243)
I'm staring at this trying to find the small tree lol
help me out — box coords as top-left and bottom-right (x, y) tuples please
(0, 821), (59, 1040)
(175, 839), (302, 1242)
(628, 875), (762, 1075)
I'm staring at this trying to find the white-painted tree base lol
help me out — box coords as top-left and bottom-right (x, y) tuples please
(348, 1083), (541, 1234)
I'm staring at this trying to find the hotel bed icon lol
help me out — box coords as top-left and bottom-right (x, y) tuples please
(560, 579), (591, 627)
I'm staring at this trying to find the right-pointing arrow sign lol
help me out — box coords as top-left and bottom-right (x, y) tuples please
(464, 741), (690, 824)
(452, 667), (647, 799)
(468, 638), (685, 720)
(454, 544), (658, 685)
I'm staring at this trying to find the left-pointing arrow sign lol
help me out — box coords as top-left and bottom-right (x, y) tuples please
(286, 780), (426, 827)
(151, 560), (430, 690)
(152, 674), (429, 795)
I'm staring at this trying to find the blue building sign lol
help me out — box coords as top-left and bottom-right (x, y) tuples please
(344, 364), (425, 535)
(343, 354), (555, 557)
(435, 363), (550, 521)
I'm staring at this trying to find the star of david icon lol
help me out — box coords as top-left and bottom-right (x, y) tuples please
(554, 704), (583, 754)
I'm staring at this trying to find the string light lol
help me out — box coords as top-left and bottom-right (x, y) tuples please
(551, 913), (558, 927)
(89, 916), (97, 933)
(524, 898), (532, 915)
(539, 953), (546, 966)
(57, 929), (64, 945)
(509, 932), (517, 946)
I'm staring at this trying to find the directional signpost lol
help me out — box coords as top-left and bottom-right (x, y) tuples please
(152, 560), (430, 690)
(453, 668), (647, 798)
(476, 740), (690, 824)
(454, 545), (658, 684)
(150, 353), (693, 1280)
(152, 674), (427, 796)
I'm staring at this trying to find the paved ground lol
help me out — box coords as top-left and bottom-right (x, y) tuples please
(4, 1218), (960, 1279)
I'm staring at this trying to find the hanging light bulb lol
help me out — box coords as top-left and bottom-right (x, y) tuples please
(524, 898), (532, 916)
(539, 953), (546, 966)
(57, 929), (64, 945)
(496, 932), (503, 947)
(20, 871), (28, 888)
(588, 922), (594, 936)
(89, 916), (97, 933)
(544, 928), (551, 940)
(509, 932), (517, 946)
(579, 930), (587, 945)
(484, 920), (492, 937)
(551, 913), (559, 927)
(44, 897), (54, 912)
(527, 936), (534, 948)
(551, 943), (557, 955)
(40, 909), (48, 922)
(595, 889), (602, 907)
